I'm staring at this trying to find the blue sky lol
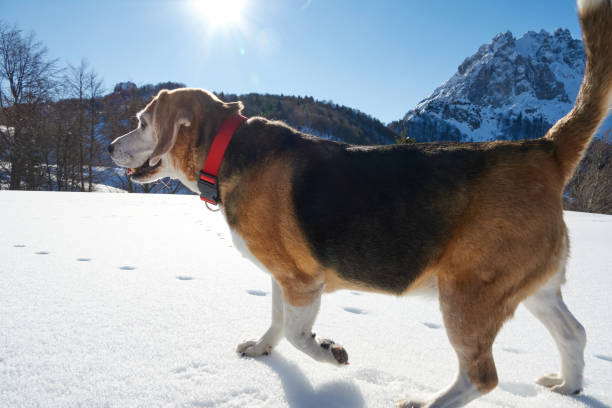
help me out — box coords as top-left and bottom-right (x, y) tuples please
(3, 0), (582, 123)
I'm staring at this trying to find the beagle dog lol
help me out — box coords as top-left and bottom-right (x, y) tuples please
(109, 1), (612, 406)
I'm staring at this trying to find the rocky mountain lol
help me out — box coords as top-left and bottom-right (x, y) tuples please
(390, 28), (597, 142)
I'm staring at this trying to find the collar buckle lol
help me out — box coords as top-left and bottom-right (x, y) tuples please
(198, 170), (218, 205)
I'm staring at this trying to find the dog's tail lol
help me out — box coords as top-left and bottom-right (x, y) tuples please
(545, 0), (612, 183)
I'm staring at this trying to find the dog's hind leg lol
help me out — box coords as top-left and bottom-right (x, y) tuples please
(398, 276), (508, 408)
(236, 277), (285, 357)
(282, 286), (349, 365)
(522, 268), (586, 395)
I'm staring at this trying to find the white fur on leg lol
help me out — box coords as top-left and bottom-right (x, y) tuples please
(577, 0), (609, 14)
(283, 290), (348, 365)
(523, 270), (586, 395)
(237, 278), (284, 357)
(397, 369), (481, 408)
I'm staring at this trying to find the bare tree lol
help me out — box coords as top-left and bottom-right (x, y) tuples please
(48, 98), (80, 191)
(565, 132), (612, 214)
(85, 69), (104, 191)
(64, 59), (88, 191)
(0, 22), (58, 190)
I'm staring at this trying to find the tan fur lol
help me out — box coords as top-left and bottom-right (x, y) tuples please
(222, 158), (326, 306)
(170, 124), (201, 182)
(426, 146), (566, 390)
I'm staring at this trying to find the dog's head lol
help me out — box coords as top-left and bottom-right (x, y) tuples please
(108, 88), (243, 186)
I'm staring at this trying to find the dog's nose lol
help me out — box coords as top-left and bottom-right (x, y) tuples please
(107, 144), (114, 154)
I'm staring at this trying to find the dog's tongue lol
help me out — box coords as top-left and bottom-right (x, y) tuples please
(126, 168), (133, 176)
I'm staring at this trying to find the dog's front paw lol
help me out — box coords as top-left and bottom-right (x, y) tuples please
(536, 373), (563, 388)
(319, 338), (349, 365)
(236, 340), (272, 357)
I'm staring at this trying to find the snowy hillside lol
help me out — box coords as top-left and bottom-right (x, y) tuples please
(1, 191), (611, 407)
(391, 29), (612, 143)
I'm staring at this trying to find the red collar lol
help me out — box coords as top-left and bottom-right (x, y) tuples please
(198, 113), (247, 204)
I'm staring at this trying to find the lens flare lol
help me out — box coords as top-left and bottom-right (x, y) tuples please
(191, 0), (246, 30)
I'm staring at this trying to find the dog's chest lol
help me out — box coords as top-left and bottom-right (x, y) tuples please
(230, 228), (270, 274)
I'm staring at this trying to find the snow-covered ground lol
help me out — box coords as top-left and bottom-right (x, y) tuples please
(1, 191), (611, 408)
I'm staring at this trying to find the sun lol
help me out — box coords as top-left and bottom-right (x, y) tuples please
(191, 0), (247, 30)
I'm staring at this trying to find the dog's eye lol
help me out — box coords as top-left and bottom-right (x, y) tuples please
(140, 121), (147, 130)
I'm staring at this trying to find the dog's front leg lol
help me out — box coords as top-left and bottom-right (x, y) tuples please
(282, 288), (348, 365)
(236, 277), (284, 357)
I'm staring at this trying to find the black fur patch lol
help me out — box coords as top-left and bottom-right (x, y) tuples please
(291, 141), (490, 293)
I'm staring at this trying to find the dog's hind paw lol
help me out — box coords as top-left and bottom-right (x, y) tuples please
(551, 383), (582, 395)
(535, 373), (581, 395)
(396, 398), (426, 408)
(236, 340), (272, 357)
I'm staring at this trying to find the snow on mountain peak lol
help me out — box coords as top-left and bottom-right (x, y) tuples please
(393, 29), (587, 143)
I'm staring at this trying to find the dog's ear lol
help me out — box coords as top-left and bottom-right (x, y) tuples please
(149, 91), (192, 166)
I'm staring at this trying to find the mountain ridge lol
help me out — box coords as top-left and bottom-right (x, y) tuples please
(389, 28), (596, 143)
